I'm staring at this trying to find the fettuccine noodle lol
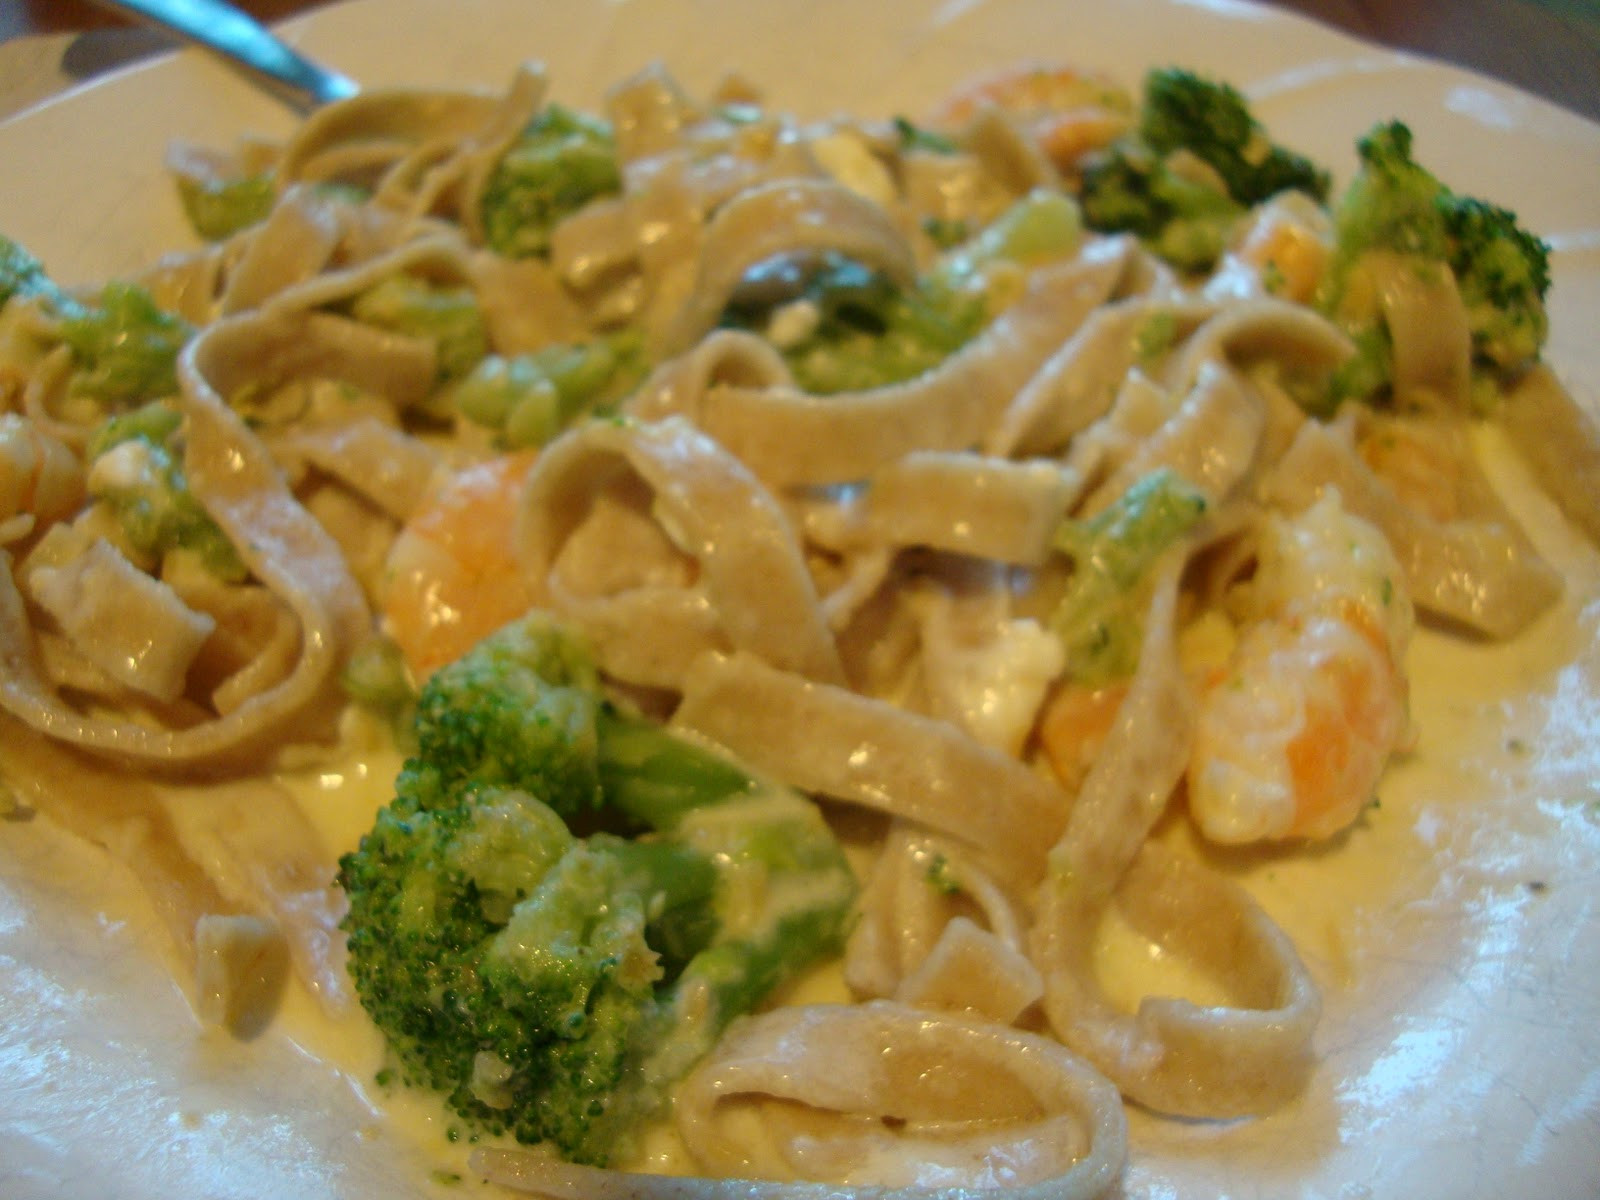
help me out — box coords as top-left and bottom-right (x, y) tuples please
(1, 49), (1595, 1200)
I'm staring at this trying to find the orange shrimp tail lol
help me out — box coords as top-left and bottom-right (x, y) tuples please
(382, 450), (540, 678)
(1282, 615), (1408, 840)
(928, 61), (1133, 172)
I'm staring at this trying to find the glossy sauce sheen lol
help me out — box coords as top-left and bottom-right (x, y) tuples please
(262, 423), (1600, 1186)
(1, 2), (1598, 1195)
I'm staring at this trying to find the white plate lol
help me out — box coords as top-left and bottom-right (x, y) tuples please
(2, 2), (1599, 1198)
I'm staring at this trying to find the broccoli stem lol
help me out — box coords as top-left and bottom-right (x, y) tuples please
(595, 708), (758, 831)
(1051, 469), (1208, 685)
(1317, 120), (1552, 402)
(600, 837), (720, 975)
(338, 613), (856, 1166)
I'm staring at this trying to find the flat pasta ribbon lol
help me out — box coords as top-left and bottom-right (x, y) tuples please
(677, 239), (1134, 486)
(0, 310), (375, 768)
(1264, 413), (1562, 638)
(673, 649), (1069, 886)
(1029, 542), (1321, 1117)
(0, 714), (348, 1028)
(846, 824), (1042, 1025)
(518, 415), (844, 690)
(474, 1001), (1126, 1200)
(659, 178), (920, 355)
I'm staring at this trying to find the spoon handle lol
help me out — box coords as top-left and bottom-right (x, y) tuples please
(84, 0), (358, 112)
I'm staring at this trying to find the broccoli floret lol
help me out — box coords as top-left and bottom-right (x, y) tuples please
(348, 275), (488, 383)
(451, 329), (646, 448)
(1319, 120), (1552, 405)
(479, 104), (622, 260)
(1326, 122), (1446, 263)
(1078, 67), (1328, 272)
(721, 251), (985, 393)
(1, 237), (192, 409)
(59, 282), (192, 408)
(407, 615), (606, 811)
(1050, 469), (1208, 686)
(722, 190), (1077, 395)
(1140, 68), (1330, 208)
(174, 172), (276, 241)
(0, 235), (70, 310)
(86, 401), (247, 581)
(338, 613), (856, 1166)
(1079, 145), (1244, 272)
(1439, 191), (1551, 373)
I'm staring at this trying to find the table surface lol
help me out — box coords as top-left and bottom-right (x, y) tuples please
(2, 0), (1598, 124)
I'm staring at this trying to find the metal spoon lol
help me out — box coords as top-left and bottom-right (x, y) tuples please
(83, 0), (358, 113)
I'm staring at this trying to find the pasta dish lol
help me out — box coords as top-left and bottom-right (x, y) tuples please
(1, 26), (1596, 1198)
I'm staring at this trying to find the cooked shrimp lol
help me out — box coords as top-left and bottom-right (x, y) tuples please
(1204, 193), (1332, 305)
(1187, 491), (1414, 843)
(929, 61), (1134, 173)
(1238, 214), (1329, 305)
(0, 412), (84, 543)
(1355, 412), (1475, 524)
(380, 449), (539, 677)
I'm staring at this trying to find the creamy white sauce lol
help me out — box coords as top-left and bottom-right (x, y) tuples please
(5, 427), (1595, 1197)
(273, 739), (493, 1187)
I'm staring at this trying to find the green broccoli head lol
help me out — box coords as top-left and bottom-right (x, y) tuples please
(339, 774), (668, 1162)
(1439, 191), (1551, 372)
(1078, 143), (1244, 272)
(451, 329), (646, 449)
(339, 778), (573, 1064)
(86, 401), (247, 580)
(1140, 68), (1330, 207)
(60, 282), (192, 408)
(719, 244), (993, 395)
(412, 613), (606, 816)
(0, 235), (70, 311)
(174, 172), (276, 242)
(338, 613), (856, 1166)
(479, 104), (622, 260)
(1077, 67), (1328, 272)
(1330, 122), (1451, 264)
(1321, 120), (1552, 401)
(0, 237), (192, 411)
(348, 274), (488, 383)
